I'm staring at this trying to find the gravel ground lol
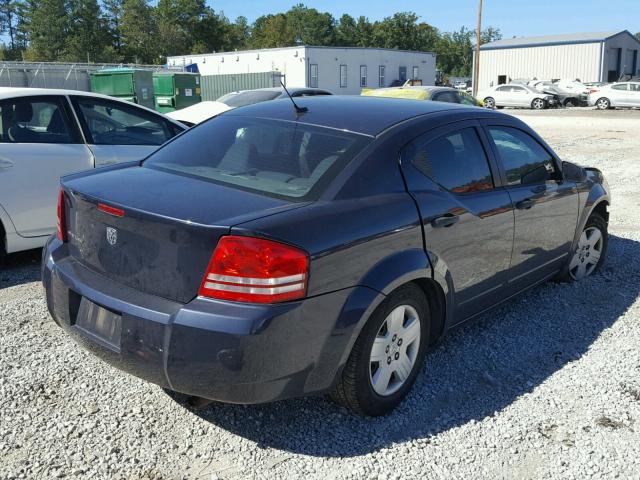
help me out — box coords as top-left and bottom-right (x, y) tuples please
(1, 108), (640, 479)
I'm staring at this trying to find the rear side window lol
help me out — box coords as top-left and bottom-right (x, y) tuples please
(611, 83), (628, 91)
(487, 126), (559, 185)
(73, 97), (174, 146)
(144, 116), (370, 200)
(0, 97), (76, 144)
(404, 127), (494, 194)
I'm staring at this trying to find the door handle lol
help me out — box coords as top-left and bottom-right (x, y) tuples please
(431, 215), (459, 228)
(516, 198), (535, 210)
(0, 159), (13, 170)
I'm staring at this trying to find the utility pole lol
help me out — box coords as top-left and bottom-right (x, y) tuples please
(473, 0), (483, 96)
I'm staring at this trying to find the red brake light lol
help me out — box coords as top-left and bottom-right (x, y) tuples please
(98, 203), (125, 217)
(199, 236), (309, 303)
(57, 188), (67, 242)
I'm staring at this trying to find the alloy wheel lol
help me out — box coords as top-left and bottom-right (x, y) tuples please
(532, 98), (545, 109)
(569, 227), (603, 280)
(596, 98), (610, 110)
(369, 305), (421, 397)
(484, 97), (495, 109)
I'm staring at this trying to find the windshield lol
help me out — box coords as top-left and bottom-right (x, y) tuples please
(144, 116), (371, 200)
(217, 90), (282, 107)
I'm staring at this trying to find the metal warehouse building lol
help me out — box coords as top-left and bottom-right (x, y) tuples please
(167, 46), (436, 95)
(474, 30), (640, 91)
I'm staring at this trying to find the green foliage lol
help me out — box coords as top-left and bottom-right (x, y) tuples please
(635, 32), (640, 42)
(0, 1), (502, 72)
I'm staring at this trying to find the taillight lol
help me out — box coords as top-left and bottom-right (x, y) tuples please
(199, 236), (309, 303)
(57, 187), (67, 242)
(98, 203), (125, 217)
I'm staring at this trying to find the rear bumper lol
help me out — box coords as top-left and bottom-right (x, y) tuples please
(42, 237), (379, 404)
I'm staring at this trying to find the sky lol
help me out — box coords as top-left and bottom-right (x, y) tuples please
(213, 0), (640, 38)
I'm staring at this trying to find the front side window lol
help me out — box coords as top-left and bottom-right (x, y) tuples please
(73, 97), (173, 146)
(360, 65), (367, 87)
(379, 66), (385, 87)
(404, 127), (494, 194)
(0, 97), (75, 144)
(630, 83), (640, 92)
(488, 126), (559, 185)
(309, 64), (318, 88)
(144, 116), (370, 200)
(340, 65), (347, 88)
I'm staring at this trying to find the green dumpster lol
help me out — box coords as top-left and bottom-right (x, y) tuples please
(152, 72), (202, 113)
(90, 69), (155, 109)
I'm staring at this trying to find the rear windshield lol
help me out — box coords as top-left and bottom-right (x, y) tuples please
(144, 116), (370, 200)
(217, 91), (282, 107)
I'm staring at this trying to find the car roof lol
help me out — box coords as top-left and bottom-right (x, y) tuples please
(223, 95), (487, 137)
(0, 87), (122, 101)
(226, 87), (332, 95)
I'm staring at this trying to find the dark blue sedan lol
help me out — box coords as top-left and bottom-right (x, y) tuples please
(42, 96), (610, 416)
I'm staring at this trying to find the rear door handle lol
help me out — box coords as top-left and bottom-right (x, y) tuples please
(431, 215), (459, 228)
(516, 198), (535, 210)
(0, 158), (13, 170)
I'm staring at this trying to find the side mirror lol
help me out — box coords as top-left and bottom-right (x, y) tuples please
(562, 161), (587, 182)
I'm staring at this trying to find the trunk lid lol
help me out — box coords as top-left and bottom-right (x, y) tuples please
(64, 166), (306, 303)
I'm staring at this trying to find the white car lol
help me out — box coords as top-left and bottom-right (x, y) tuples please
(478, 84), (555, 109)
(588, 82), (640, 109)
(0, 88), (186, 257)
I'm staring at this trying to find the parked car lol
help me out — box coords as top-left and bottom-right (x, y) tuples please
(167, 87), (333, 125)
(540, 86), (586, 107)
(43, 96), (610, 416)
(0, 88), (186, 258)
(588, 82), (640, 109)
(362, 85), (482, 106)
(478, 84), (556, 109)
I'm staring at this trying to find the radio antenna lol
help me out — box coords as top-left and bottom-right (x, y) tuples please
(280, 80), (308, 113)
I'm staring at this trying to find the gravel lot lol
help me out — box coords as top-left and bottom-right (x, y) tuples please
(1, 108), (640, 479)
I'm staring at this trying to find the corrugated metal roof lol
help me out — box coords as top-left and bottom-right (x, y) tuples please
(480, 30), (638, 50)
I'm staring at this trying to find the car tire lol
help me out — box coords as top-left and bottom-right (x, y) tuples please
(0, 221), (6, 266)
(531, 98), (546, 109)
(596, 97), (611, 110)
(483, 97), (495, 109)
(330, 283), (430, 416)
(564, 99), (576, 107)
(558, 212), (608, 282)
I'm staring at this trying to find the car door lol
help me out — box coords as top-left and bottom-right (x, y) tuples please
(609, 83), (629, 106)
(493, 86), (511, 106)
(509, 86), (530, 107)
(483, 123), (579, 291)
(70, 95), (180, 166)
(629, 83), (640, 106)
(400, 120), (515, 322)
(0, 95), (94, 238)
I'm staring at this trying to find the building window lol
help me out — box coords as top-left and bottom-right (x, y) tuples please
(378, 66), (385, 87)
(309, 64), (318, 88)
(360, 65), (367, 87)
(412, 66), (419, 79)
(340, 65), (347, 88)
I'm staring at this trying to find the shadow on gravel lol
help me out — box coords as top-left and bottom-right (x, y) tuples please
(0, 248), (42, 288)
(176, 234), (640, 457)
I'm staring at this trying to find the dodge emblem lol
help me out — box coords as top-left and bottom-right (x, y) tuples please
(106, 227), (118, 246)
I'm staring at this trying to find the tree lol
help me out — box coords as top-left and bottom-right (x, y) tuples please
(335, 14), (357, 46)
(102, 0), (124, 57)
(65, 0), (110, 62)
(250, 13), (292, 48)
(635, 32), (640, 42)
(120, 0), (158, 63)
(21, 0), (69, 61)
(285, 4), (334, 46)
(0, 0), (19, 49)
(371, 12), (437, 51)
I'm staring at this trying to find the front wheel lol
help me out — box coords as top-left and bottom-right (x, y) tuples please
(483, 97), (495, 109)
(560, 212), (608, 282)
(330, 284), (430, 416)
(531, 98), (546, 109)
(596, 97), (611, 110)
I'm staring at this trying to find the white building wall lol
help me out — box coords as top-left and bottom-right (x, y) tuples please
(476, 42), (602, 91)
(167, 47), (436, 95)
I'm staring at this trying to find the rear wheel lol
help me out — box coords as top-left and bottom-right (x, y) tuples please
(596, 97), (611, 110)
(330, 283), (430, 416)
(564, 98), (577, 107)
(531, 98), (546, 109)
(560, 213), (608, 282)
(483, 97), (495, 109)
(0, 221), (6, 266)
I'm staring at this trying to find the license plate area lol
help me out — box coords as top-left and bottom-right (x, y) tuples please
(73, 296), (122, 352)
